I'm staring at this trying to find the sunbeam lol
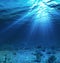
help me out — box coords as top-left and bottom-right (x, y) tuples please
(0, 0), (60, 48)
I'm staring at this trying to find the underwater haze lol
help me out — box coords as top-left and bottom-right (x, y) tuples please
(0, 0), (60, 49)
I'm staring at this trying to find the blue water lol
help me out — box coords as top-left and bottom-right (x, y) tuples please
(0, 0), (60, 49)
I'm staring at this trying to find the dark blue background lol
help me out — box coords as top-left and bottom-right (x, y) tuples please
(0, 0), (60, 49)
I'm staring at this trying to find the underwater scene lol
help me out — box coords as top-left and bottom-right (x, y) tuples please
(0, 0), (60, 63)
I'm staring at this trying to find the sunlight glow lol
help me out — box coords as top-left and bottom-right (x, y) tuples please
(2, 0), (59, 32)
(33, 2), (52, 24)
(42, 0), (51, 3)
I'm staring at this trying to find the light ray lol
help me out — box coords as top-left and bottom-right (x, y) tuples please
(2, 0), (60, 33)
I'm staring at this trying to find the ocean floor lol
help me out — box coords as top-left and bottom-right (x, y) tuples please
(0, 48), (60, 63)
